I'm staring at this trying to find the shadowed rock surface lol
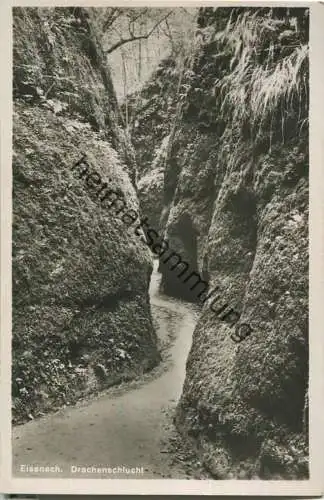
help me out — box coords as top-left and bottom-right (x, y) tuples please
(152, 7), (309, 479)
(137, 135), (169, 231)
(12, 7), (160, 423)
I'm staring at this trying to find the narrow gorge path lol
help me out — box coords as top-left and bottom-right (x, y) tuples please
(13, 260), (203, 479)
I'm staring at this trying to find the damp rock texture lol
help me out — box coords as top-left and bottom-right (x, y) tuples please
(126, 60), (181, 230)
(157, 7), (309, 478)
(12, 7), (160, 424)
(137, 135), (170, 231)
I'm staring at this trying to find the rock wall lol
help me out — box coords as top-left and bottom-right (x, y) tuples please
(124, 59), (179, 178)
(125, 59), (180, 231)
(158, 7), (309, 478)
(12, 7), (160, 423)
(137, 135), (169, 231)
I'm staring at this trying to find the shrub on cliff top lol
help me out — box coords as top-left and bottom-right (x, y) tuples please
(214, 9), (308, 137)
(184, 8), (308, 144)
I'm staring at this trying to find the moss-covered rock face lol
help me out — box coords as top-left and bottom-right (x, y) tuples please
(125, 59), (181, 230)
(176, 139), (308, 479)
(12, 8), (160, 423)
(156, 7), (309, 478)
(13, 7), (138, 182)
(137, 135), (170, 231)
(138, 169), (164, 232)
(123, 59), (179, 179)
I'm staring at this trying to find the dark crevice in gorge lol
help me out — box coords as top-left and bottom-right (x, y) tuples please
(158, 214), (200, 302)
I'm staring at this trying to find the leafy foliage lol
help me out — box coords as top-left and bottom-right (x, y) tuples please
(183, 7), (308, 144)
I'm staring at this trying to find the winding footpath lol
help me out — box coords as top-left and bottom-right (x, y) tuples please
(12, 260), (199, 479)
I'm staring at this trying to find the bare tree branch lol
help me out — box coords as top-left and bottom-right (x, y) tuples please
(165, 18), (175, 51)
(102, 8), (123, 32)
(180, 7), (197, 17)
(128, 17), (135, 37)
(104, 11), (173, 54)
(130, 8), (148, 23)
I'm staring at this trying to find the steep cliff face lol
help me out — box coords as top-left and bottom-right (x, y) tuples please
(129, 54), (197, 238)
(124, 59), (179, 178)
(12, 7), (160, 423)
(125, 60), (179, 229)
(157, 7), (309, 478)
(137, 135), (169, 231)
